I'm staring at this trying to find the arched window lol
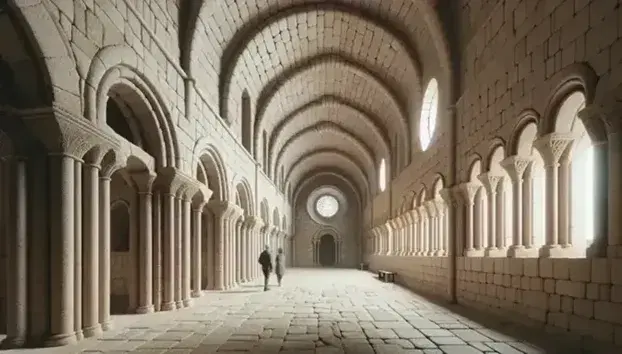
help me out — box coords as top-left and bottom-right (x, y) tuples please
(379, 158), (387, 192)
(419, 78), (439, 151)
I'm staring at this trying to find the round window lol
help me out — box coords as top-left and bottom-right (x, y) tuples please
(419, 78), (439, 151)
(315, 195), (339, 218)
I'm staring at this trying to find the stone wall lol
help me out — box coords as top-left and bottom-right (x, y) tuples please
(457, 257), (622, 344)
(369, 255), (450, 299)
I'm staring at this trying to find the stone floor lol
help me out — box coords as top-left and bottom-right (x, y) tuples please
(1, 269), (615, 353)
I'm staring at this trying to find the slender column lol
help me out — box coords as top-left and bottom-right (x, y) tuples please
(46, 155), (77, 346)
(460, 183), (479, 255)
(416, 207), (425, 255)
(98, 175), (112, 330)
(424, 202), (435, 256)
(236, 221), (243, 284)
(495, 179), (506, 250)
(558, 158), (571, 247)
(175, 197), (183, 308)
(523, 172), (534, 249)
(191, 203), (206, 297)
(435, 200), (446, 256)
(82, 163), (101, 337)
(474, 189), (484, 251)
(161, 193), (176, 311)
(182, 198), (192, 307)
(152, 192), (162, 311)
(4, 159), (27, 347)
(502, 156), (531, 257)
(205, 212), (215, 289)
(478, 173), (501, 255)
(408, 210), (418, 255)
(74, 160), (83, 340)
(606, 125), (622, 257)
(135, 173), (155, 314)
(207, 201), (238, 290)
(240, 223), (247, 282)
(534, 134), (573, 257)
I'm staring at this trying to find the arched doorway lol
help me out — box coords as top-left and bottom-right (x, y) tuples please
(318, 234), (336, 266)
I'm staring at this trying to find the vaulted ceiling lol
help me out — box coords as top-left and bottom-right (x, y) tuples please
(178, 0), (449, 203)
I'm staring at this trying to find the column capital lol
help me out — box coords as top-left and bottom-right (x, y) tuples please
(477, 172), (502, 194)
(439, 186), (460, 207)
(155, 166), (196, 196)
(459, 182), (481, 205)
(577, 104), (612, 141)
(380, 222), (392, 234)
(131, 171), (157, 194)
(434, 199), (446, 215)
(424, 200), (437, 216)
(533, 133), (574, 166)
(207, 200), (242, 219)
(406, 209), (419, 222)
(388, 218), (400, 230)
(243, 215), (264, 230)
(500, 155), (532, 183)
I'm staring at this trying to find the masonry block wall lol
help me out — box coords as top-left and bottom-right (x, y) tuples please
(366, 0), (622, 347)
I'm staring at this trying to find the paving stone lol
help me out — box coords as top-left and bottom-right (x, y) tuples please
(410, 338), (438, 349)
(440, 345), (485, 353)
(385, 338), (416, 348)
(394, 327), (426, 339)
(451, 329), (493, 342)
(428, 336), (466, 345)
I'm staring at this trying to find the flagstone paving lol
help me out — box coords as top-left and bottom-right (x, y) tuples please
(3, 269), (613, 353)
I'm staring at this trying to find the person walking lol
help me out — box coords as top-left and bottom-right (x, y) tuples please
(258, 245), (273, 291)
(275, 248), (285, 287)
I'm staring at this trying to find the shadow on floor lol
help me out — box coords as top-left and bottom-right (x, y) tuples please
(377, 271), (620, 354)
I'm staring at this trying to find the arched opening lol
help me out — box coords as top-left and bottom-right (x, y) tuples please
(196, 151), (225, 291)
(481, 145), (512, 257)
(241, 90), (251, 153)
(318, 234), (337, 266)
(419, 78), (439, 152)
(468, 159), (485, 255)
(109, 200), (132, 314)
(552, 91), (594, 257)
(378, 158), (387, 192)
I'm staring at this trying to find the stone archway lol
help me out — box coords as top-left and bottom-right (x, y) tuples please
(109, 200), (132, 314)
(311, 229), (342, 267)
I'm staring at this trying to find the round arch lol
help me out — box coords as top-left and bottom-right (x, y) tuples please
(233, 177), (255, 216)
(507, 109), (541, 156)
(193, 144), (229, 202)
(293, 171), (363, 214)
(259, 199), (270, 225)
(272, 208), (280, 228)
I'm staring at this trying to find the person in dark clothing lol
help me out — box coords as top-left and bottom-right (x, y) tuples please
(275, 247), (285, 287)
(258, 245), (273, 291)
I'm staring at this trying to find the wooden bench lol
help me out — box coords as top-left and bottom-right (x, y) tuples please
(377, 270), (395, 283)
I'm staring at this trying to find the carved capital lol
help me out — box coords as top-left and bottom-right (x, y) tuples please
(439, 187), (459, 207)
(477, 172), (502, 194)
(131, 171), (157, 194)
(207, 200), (242, 220)
(533, 133), (574, 166)
(407, 209), (419, 222)
(243, 215), (264, 230)
(459, 182), (481, 205)
(500, 156), (532, 183)
(424, 200), (437, 216)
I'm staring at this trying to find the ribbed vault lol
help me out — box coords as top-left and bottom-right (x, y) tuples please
(179, 0), (448, 201)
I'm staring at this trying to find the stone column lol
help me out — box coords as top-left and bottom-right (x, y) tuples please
(240, 222), (248, 283)
(152, 191), (162, 312)
(98, 174), (112, 330)
(602, 112), (622, 257)
(243, 216), (262, 281)
(435, 200), (446, 256)
(416, 207), (426, 255)
(407, 210), (418, 255)
(558, 157), (572, 248)
(478, 173), (501, 256)
(495, 178), (506, 251)
(182, 196), (192, 307)
(424, 202), (436, 256)
(460, 183), (481, 256)
(440, 187), (458, 301)
(233, 220), (241, 284)
(207, 201), (240, 290)
(73, 159), (83, 340)
(82, 162), (102, 337)
(534, 133), (573, 258)
(502, 156), (532, 257)
(134, 173), (156, 314)
(46, 154), (77, 346)
(4, 158), (27, 347)
(161, 192), (176, 311)
(191, 201), (207, 298)
(174, 196), (183, 308)
(382, 223), (392, 255)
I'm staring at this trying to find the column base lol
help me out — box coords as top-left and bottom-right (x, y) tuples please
(136, 305), (155, 314)
(75, 330), (84, 341)
(408, 252), (416, 256)
(1, 336), (26, 349)
(183, 298), (193, 308)
(508, 246), (539, 258)
(175, 301), (184, 309)
(465, 249), (485, 257)
(82, 324), (103, 338)
(101, 320), (113, 331)
(161, 301), (176, 311)
(539, 244), (576, 258)
(44, 332), (77, 347)
(607, 245), (622, 258)
(191, 290), (203, 298)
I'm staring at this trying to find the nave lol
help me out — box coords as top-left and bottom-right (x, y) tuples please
(1, 269), (603, 354)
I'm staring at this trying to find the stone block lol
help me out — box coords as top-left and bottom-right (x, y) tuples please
(555, 280), (586, 298)
(544, 278), (556, 293)
(612, 259), (622, 285)
(539, 258), (553, 278)
(523, 258), (539, 277)
(569, 259), (591, 282)
(553, 259), (570, 280)
(594, 301), (622, 325)
(611, 285), (622, 303)
(549, 294), (561, 312)
(591, 258), (611, 284)
(561, 296), (574, 314)
(586, 283), (600, 300)
(573, 298), (594, 319)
